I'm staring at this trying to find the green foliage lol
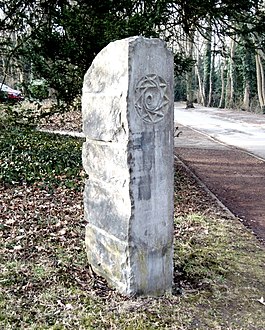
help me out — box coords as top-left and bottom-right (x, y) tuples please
(0, 91), (8, 102)
(1, 0), (265, 109)
(27, 80), (49, 101)
(236, 39), (257, 97)
(174, 76), (187, 101)
(0, 126), (84, 188)
(19, 0), (166, 105)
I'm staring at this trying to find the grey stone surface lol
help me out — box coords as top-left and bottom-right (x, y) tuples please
(82, 36), (174, 296)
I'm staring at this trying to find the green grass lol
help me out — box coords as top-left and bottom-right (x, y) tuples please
(0, 126), (264, 329)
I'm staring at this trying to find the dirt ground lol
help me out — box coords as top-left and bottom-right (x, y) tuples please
(175, 126), (265, 244)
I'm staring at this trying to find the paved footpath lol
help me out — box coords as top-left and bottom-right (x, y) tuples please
(174, 103), (265, 243)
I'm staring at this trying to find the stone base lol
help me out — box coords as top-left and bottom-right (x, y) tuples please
(85, 223), (173, 296)
(85, 224), (130, 294)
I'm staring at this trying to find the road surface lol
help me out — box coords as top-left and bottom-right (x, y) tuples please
(174, 102), (265, 160)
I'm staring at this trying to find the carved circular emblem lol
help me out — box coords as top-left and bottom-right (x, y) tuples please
(134, 74), (170, 124)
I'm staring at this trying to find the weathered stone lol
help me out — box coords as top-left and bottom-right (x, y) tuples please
(82, 36), (174, 296)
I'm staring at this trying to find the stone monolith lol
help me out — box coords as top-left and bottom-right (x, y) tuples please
(82, 36), (174, 296)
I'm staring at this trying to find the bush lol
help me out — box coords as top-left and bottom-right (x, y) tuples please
(28, 80), (49, 100)
(0, 90), (8, 102)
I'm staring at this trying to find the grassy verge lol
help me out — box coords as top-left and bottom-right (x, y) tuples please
(0, 126), (264, 329)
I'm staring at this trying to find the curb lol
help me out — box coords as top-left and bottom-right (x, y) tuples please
(37, 128), (85, 138)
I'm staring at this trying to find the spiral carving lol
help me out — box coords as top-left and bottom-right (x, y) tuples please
(134, 74), (169, 124)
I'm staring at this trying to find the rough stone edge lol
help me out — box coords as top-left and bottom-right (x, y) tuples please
(126, 37), (136, 294)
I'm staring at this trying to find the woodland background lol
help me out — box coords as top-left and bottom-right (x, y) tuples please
(1, 0), (265, 113)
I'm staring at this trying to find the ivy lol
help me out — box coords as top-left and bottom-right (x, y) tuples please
(0, 126), (84, 188)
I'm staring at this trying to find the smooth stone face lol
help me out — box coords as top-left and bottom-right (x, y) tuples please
(82, 36), (174, 296)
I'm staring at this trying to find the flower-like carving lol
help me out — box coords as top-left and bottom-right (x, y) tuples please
(134, 74), (169, 124)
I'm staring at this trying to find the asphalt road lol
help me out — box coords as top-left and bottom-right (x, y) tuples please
(174, 102), (265, 161)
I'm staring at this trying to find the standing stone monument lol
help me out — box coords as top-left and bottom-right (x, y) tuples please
(82, 36), (174, 296)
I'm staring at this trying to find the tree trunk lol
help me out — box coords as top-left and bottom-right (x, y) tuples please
(207, 37), (215, 107)
(186, 34), (195, 108)
(219, 60), (225, 108)
(224, 60), (231, 108)
(243, 81), (250, 111)
(203, 32), (211, 106)
(255, 51), (265, 113)
(195, 49), (205, 105)
(241, 43), (252, 111)
(186, 68), (195, 108)
(225, 37), (236, 109)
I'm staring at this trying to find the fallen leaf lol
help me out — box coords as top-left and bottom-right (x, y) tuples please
(13, 245), (22, 250)
(59, 228), (67, 236)
(257, 297), (265, 306)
